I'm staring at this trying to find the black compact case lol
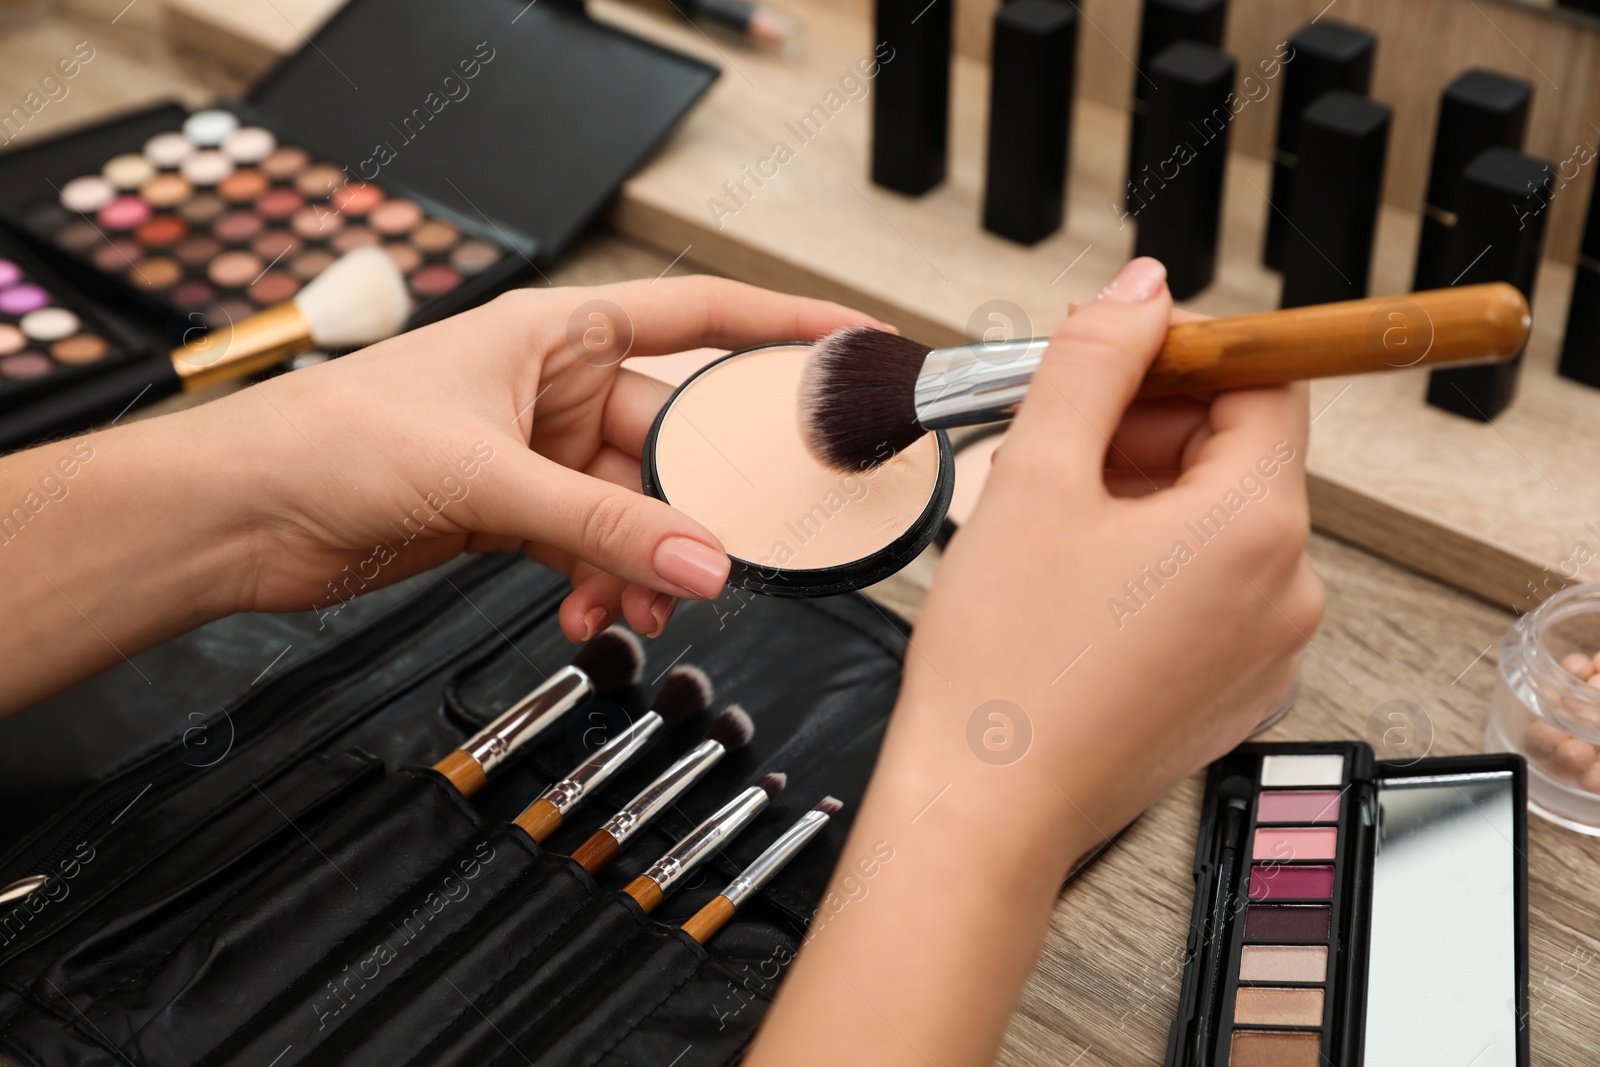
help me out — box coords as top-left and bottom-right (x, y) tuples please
(1166, 741), (1529, 1067)
(0, 554), (913, 1066)
(0, 0), (717, 342)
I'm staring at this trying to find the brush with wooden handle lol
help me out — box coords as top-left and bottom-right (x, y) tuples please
(621, 772), (786, 913)
(799, 282), (1531, 471)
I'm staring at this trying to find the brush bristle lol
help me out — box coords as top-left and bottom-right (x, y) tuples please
(799, 326), (933, 472)
(813, 796), (843, 816)
(573, 627), (645, 692)
(651, 665), (713, 725)
(758, 772), (787, 798)
(294, 246), (409, 348)
(705, 704), (755, 750)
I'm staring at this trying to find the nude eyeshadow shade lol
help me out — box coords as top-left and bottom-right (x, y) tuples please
(643, 343), (953, 596)
(0, 249), (133, 400)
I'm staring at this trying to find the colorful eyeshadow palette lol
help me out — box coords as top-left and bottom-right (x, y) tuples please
(1165, 742), (1529, 1067)
(0, 235), (139, 410)
(12, 106), (514, 332)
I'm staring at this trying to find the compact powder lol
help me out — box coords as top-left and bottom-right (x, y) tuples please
(1234, 987), (1324, 1027)
(1238, 945), (1327, 984)
(652, 345), (942, 573)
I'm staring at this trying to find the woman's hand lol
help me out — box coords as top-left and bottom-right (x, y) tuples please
(194, 276), (888, 639)
(749, 258), (1324, 1067)
(0, 276), (886, 715)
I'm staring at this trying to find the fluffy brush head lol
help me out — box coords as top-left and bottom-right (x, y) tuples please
(293, 246), (410, 348)
(572, 627), (645, 694)
(758, 772), (787, 799)
(799, 326), (934, 472)
(651, 665), (714, 726)
(704, 704), (755, 750)
(813, 796), (843, 817)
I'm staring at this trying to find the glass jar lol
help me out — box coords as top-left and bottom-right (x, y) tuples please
(1486, 583), (1600, 835)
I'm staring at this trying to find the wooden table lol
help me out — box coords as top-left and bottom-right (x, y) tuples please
(1, 12), (1596, 1067)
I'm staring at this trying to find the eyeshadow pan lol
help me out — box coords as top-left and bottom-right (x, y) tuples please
(214, 211), (265, 244)
(291, 205), (343, 240)
(252, 230), (300, 262)
(1257, 791), (1341, 823)
(174, 234), (223, 267)
(180, 150), (235, 187)
(1229, 1029), (1322, 1067)
(91, 239), (141, 272)
(260, 146), (310, 180)
(0, 285), (50, 315)
(144, 131), (195, 168)
(218, 169), (269, 203)
(51, 333), (108, 365)
(204, 298), (254, 329)
(221, 126), (276, 164)
(1234, 986), (1324, 1027)
(332, 181), (383, 216)
(1243, 904), (1330, 940)
(60, 175), (116, 213)
(179, 194), (226, 225)
(55, 220), (102, 253)
(451, 239), (502, 275)
(98, 196), (152, 231)
(183, 109), (239, 147)
(130, 257), (183, 292)
(0, 323), (24, 354)
(134, 216), (187, 249)
(209, 250), (263, 289)
(103, 154), (156, 190)
(409, 262), (462, 297)
(289, 248), (335, 280)
(411, 219), (459, 253)
(1238, 944), (1327, 983)
(1260, 754), (1345, 787)
(1253, 828), (1337, 862)
(1249, 864), (1334, 900)
(141, 173), (194, 209)
(249, 271), (300, 304)
(20, 307), (79, 341)
(0, 260), (19, 287)
(0, 352), (52, 379)
(332, 227), (379, 253)
(296, 164), (344, 199)
(383, 242), (422, 274)
(171, 279), (215, 311)
(369, 198), (422, 235)
(257, 188), (303, 221)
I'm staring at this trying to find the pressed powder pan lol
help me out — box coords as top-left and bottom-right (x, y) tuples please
(642, 343), (954, 597)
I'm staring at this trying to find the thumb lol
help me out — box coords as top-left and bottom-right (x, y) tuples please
(477, 449), (731, 600)
(1010, 257), (1173, 481)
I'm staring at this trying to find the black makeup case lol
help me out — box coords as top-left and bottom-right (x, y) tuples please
(0, 553), (907, 1066)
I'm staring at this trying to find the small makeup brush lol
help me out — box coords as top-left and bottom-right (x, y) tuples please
(569, 704), (755, 874)
(798, 282), (1532, 471)
(681, 796), (842, 944)
(622, 772), (786, 913)
(513, 666), (713, 843)
(432, 627), (644, 797)
(0, 247), (409, 451)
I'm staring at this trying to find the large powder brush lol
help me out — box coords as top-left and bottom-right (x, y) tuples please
(799, 283), (1531, 471)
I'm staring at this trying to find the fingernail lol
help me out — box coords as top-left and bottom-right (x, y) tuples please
(648, 592), (676, 638)
(581, 606), (607, 642)
(653, 536), (730, 599)
(1098, 257), (1167, 304)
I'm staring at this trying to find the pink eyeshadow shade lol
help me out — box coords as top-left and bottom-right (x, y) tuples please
(0, 285), (50, 315)
(1253, 827), (1337, 862)
(1249, 863), (1335, 900)
(0, 260), (21, 287)
(1257, 790), (1341, 823)
(97, 196), (152, 231)
(1, 352), (52, 379)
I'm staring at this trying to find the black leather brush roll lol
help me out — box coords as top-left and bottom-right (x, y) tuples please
(0, 554), (908, 1066)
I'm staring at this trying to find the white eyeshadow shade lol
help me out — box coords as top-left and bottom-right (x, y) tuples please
(222, 126), (277, 164)
(144, 131), (195, 168)
(652, 345), (942, 571)
(1260, 754), (1346, 787)
(180, 150), (236, 186)
(183, 109), (240, 147)
(60, 175), (116, 213)
(103, 154), (156, 190)
(20, 308), (80, 342)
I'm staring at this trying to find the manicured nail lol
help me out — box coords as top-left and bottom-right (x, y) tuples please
(581, 606), (608, 642)
(1098, 257), (1167, 304)
(653, 536), (730, 599)
(648, 592), (676, 638)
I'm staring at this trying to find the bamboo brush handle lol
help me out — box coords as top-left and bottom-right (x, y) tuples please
(513, 798), (564, 843)
(1142, 283), (1530, 396)
(432, 751), (487, 797)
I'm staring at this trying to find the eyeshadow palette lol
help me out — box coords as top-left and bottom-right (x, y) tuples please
(1165, 742), (1529, 1067)
(13, 106), (513, 332)
(0, 234), (140, 410)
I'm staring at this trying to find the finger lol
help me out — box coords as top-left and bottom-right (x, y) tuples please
(1179, 382), (1310, 496)
(475, 450), (731, 600)
(1105, 397), (1210, 473)
(552, 276), (893, 360)
(603, 369), (677, 458)
(1009, 258), (1174, 483)
(559, 565), (626, 641)
(588, 442), (644, 492)
(622, 582), (676, 637)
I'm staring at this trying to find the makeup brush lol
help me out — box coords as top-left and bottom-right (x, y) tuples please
(1189, 776), (1251, 1067)
(432, 627), (644, 797)
(622, 772), (786, 913)
(569, 704), (755, 874)
(798, 282), (1532, 471)
(513, 666), (713, 843)
(0, 247), (407, 451)
(681, 796), (841, 944)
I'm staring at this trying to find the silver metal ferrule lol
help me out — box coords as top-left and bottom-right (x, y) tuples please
(600, 739), (724, 846)
(462, 665), (589, 774)
(642, 785), (769, 894)
(720, 809), (830, 908)
(538, 711), (664, 814)
(0, 875), (48, 907)
(912, 337), (1050, 430)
